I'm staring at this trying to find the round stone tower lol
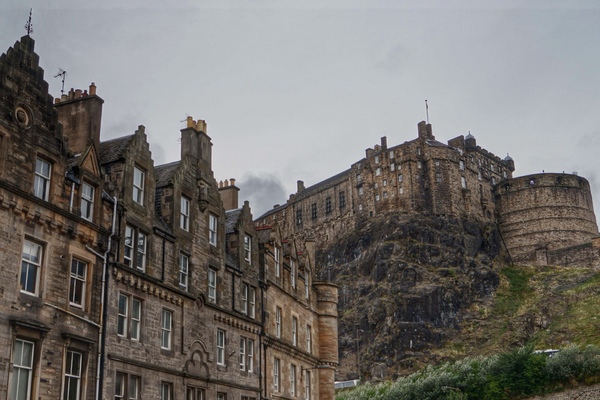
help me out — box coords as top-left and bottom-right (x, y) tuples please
(496, 173), (599, 264)
(314, 281), (339, 400)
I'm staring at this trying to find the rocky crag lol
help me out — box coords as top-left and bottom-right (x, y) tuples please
(319, 211), (600, 382)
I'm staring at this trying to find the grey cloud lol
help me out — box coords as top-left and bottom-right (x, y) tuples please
(237, 173), (288, 218)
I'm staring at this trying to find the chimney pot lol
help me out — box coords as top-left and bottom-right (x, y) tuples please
(75, 89), (82, 99)
(89, 82), (97, 95)
(230, 178), (236, 186)
(187, 116), (194, 128)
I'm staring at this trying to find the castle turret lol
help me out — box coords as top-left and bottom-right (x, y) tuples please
(465, 132), (476, 150)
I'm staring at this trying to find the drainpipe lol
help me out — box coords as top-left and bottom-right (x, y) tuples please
(88, 193), (117, 400)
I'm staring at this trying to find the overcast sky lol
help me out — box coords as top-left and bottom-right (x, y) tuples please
(2, 0), (600, 218)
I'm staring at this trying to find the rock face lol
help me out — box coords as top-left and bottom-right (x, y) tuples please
(317, 212), (505, 380)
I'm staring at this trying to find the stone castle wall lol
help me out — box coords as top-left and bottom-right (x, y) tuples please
(496, 173), (599, 264)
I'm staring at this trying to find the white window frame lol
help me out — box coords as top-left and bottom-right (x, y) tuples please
(179, 253), (189, 291)
(161, 309), (172, 350)
(131, 298), (141, 341)
(208, 269), (217, 303)
(305, 370), (311, 400)
(80, 182), (94, 221)
(244, 235), (252, 264)
(239, 337), (246, 370)
(63, 350), (83, 400)
(117, 294), (141, 340)
(69, 257), (87, 308)
(274, 358), (280, 392)
(34, 157), (51, 200)
(291, 260), (296, 289)
(242, 283), (249, 315)
(247, 339), (254, 373)
(249, 286), (256, 319)
(132, 166), (145, 205)
(115, 372), (140, 400)
(274, 246), (281, 277)
(10, 339), (35, 400)
(276, 307), (282, 338)
(375, 167), (381, 176)
(216, 329), (225, 366)
(117, 294), (129, 337)
(161, 382), (172, 400)
(461, 176), (467, 189)
(292, 316), (298, 346)
(180, 196), (190, 231)
(291, 364), (297, 396)
(307, 325), (312, 353)
(209, 213), (218, 246)
(21, 239), (42, 295)
(124, 225), (146, 272)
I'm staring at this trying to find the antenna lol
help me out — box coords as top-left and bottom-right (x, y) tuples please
(425, 100), (429, 124)
(54, 68), (67, 95)
(25, 8), (33, 36)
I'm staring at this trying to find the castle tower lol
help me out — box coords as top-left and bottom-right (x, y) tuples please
(496, 173), (599, 264)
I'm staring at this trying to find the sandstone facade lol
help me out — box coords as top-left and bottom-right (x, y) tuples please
(0, 35), (338, 400)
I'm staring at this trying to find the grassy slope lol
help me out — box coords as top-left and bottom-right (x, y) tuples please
(435, 264), (600, 360)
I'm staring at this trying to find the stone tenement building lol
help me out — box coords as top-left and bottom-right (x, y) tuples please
(256, 122), (599, 267)
(0, 35), (337, 400)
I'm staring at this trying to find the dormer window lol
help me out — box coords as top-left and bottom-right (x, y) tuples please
(133, 167), (145, 205)
(244, 235), (252, 264)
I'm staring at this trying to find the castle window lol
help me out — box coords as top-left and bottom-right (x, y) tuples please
(435, 160), (440, 167)
(417, 147), (421, 155)
(178, 253), (189, 291)
(417, 161), (422, 169)
(357, 173), (362, 183)
(461, 176), (467, 188)
(503, 171), (508, 179)
(358, 186), (364, 196)
(389, 150), (395, 159)
(459, 160), (465, 171)
(180, 196), (190, 231)
(436, 172), (442, 183)
(209, 213), (218, 246)
(311, 203), (317, 220)
(492, 177), (496, 185)
(34, 157), (51, 201)
(383, 191), (388, 199)
(21, 239), (43, 295)
(374, 183), (378, 189)
(132, 166), (145, 205)
(296, 208), (303, 225)
(375, 194), (380, 202)
(491, 164), (495, 172)
(69, 257), (88, 308)
(398, 174), (403, 183)
(80, 182), (95, 221)
(325, 197), (332, 214)
(478, 172), (482, 181)
(399, 187), (404, 195)
(383, 179), (387, 187)
(124, 225), (146, 272)
(390, 163), (395, 171)
(375, 155), (380, 164)
(339, 191), (346, 209)
(359, 204), (363, 211)
(375, 167), (381, 176)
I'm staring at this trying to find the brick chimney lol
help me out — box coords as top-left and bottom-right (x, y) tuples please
(54, 82), (103, 153)
(219, 178), (240, 211)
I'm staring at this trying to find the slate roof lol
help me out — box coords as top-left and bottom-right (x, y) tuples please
(98, 135), (134, 164)
(256, 203), (287, 221)
(225, 208), (242, 234)
(155, 161), (181, 188)
(294, 169), (352, 201)
(426, 139), (450, 148)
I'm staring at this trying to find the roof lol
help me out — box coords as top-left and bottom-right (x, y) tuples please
(426, 139), (450, 148)
(256, 202), (287, 221)
(98, 135), (134, 164)
(295, 168), (352, 201)
(155, 161), (181, 188)
(225, 208), (242, 234)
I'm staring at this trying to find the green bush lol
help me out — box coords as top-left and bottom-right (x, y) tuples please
(336, 345), (600, 400)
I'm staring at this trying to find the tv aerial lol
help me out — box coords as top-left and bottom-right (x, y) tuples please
(54, 68), (67, 96)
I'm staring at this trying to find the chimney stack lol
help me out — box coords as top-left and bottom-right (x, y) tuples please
(219, 178), (240, 211)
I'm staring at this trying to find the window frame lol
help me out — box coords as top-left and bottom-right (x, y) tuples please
(274, 246), (281, 278)
(216, 329), (226, 366)
(179, 253), (189, 291)
(273, 358), (280, 392)
(325, 197), (332, 214)
(239, 337), (246, 370)
(115, 371), (140, 400)
(161, 309), (173, 350)
(291, 364), (297, 396)
(63, 349), (83, 400)
(124, 225), (147, 272)
(80, 182), (95, 221)
(244, 235), (252, 264)
(10, 338), (35, 400)
(209, 213), (218, 246)
(34, 157), (51, 201)
(208, 268), (217, 303)
(307, 325), (312, 354)
(275, 307), (282, 338)
(292, 316), (298, 346)
(69, 257), (88, 309)
(160, 382), (173, 400)
(132, 166), (145, 205)
(180, 195), (190, 231)
(20, 238), (43, 295)
(290, 259), (296, 289)
(117, 293), (141, 341)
